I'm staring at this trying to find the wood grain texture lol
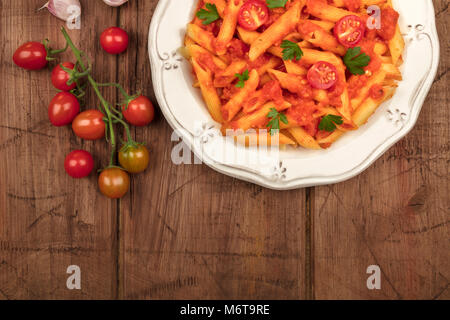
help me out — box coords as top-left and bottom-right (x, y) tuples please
(0, 0), (119, 299)
(117, 1), (306, 300)
(0, 0), (448, 300)
(312, 0), (450, 300)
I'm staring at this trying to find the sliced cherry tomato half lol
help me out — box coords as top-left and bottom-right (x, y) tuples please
(51, 62), (76, 91)
(122, 95), (155, 127)
(13, 42), (48, 70)
(100, 27), (129, 54)
(48, 92), (80, 127)
(72, 110), (106, 140)
(64, 150), (94, 179)
(334, 15), (365, 47)
(238, 0), (269, 31)
(98, 168), (130, 199)
(307, 61), (338, 90)
(119, 144), (150, 174)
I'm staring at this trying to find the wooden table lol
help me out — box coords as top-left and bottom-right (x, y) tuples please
(0, 0), (448, 300)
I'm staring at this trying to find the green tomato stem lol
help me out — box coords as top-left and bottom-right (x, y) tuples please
(60, 27), (137, 168)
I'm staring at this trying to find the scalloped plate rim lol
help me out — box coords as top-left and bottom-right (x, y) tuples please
(148, 0), (440, 190)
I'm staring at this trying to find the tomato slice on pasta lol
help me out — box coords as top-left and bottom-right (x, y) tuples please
(307, 61), (338, 90)
(238, 0), (269, 31)
(334, 15), (365, 47)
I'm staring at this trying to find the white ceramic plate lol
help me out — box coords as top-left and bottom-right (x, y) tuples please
(148, 0), (440, 190)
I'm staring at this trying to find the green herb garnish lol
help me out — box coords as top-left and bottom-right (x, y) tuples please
(235, 69), (249, 88)
(343, 47), (371, 75)
(267, 108), (289, 135)
(196, 3), (220, 25)
(319, 115), (344, 132)
(266, 0), (288, 9)
(280, 40), (303, 61)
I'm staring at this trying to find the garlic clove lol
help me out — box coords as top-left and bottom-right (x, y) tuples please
(103, 0), (129, 7)
(39, 0), (81, 22)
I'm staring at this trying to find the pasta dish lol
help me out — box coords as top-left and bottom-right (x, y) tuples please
(183, 0), (404, 149)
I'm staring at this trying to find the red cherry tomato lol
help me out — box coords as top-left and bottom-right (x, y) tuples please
(122, 96), (155, 127)
(48, 92), (80, 127)
(98, 168), (130, 199)
(100, 27), (129, 54)
(64, 150), (94, 179)
(72, 110), (106, 140)
(238, 0), (269, 31)
(51, 62), (76, 91)
(307, 61), (338, 90)
(334, 15), (365, 47)
(13, 41), (48, 70)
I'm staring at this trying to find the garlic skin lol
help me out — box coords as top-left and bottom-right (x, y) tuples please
(103, 0), (128, 7)
(39, 0), (81, 22)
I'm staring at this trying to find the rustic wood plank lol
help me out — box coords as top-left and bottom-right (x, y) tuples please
(118, 0), (307, 300)
(0, 0), (119, 299)
(312, 1), (449, 300)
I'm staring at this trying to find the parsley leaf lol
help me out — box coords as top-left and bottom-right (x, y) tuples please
(280, 40), (303, 61)
(235, 70), (249, 88)
(196, 3), (220, 25)
(343, 47), (371, 75)
(319, 115), (344, 132)
(267, 108), (289, 135)
(266, 0), (288, 9)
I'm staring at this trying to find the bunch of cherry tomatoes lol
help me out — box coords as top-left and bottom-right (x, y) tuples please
(13, 27), (155, 199)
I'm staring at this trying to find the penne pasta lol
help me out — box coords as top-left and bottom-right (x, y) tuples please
(186, 0), (404, 150)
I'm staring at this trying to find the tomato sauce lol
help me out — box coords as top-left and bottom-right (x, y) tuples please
(286, 97), (319, 136)
(197, 53), (221, 73)
(343, 0), (361, 12)
(227, 39), (249, 60)
(359, 39), (382, 73)
(377, 7), (399, 41)
(369, 84), (384, 100)
(262, 80), (284, 105)
(348, 74), (368, 99)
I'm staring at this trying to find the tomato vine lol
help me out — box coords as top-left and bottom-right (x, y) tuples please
(59, 27), (141, 168)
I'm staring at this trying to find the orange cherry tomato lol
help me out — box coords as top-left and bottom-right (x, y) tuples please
(72, 110), (106, 140)
(98, 168), (130, 199)
(119, 144), (150, 174)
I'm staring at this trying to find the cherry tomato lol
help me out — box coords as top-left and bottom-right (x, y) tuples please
(72, 110), (106, 140)
(122, 96), (155, 127)
(98, 168), (130, 199)
(64, 150), (94, 179)
(334, 15), (365, 47)
(238, 0), (269, 31)
(119, 145), (150, 174)
(307, 61), (338, 90)
(51, 62), (76, 91)
(13, 42), (48, 70)
(100, 27), (129, 54)
(48, 92), (80, 127)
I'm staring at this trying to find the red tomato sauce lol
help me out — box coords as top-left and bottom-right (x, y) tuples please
(377, 7), (399, 41)
(348, 74), (368, 99)
(285, 97), (319, 136)
(227, 39), (249, 60)
(343, 0), (361, 12)
(369, 84), (384, 100)
(359, 39), (382, 73)
(197, 53), (221, 73)
(261, 80), (284, 105)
